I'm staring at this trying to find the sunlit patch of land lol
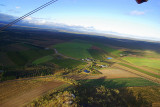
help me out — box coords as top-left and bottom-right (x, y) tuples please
(0, 28), (160, 106)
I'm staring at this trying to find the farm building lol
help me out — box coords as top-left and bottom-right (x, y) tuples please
(82, 58), (92, 61)
(84, 70), (90, 73)
(107, 57), (112, 60)
(100, 65), (107, 68)
(86, 58), (92, 61)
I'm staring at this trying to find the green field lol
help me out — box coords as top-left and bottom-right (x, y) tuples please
(93, 43), (122, 57)
(7, 49), (54, 66)
(119, 63), (160, 79)
(50, 58), (86, 69)
(88, 49), (105, 60)
(53, 42), (92, 59)
(122, 57), (160, 69)
(32, 55), (54, 65)
(53, 41), (122, 59)
(79, 78), (159, 88)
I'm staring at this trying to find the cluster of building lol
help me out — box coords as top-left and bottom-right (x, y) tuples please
(81, 58), (95, 62)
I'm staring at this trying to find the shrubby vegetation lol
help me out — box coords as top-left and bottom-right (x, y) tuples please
(27, 80), (152, 107)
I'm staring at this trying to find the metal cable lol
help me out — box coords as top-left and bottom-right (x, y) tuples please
(0, 0), (58, 32)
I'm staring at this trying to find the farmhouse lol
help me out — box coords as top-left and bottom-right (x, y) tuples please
(86, 58), (91, 61)
(84, 70), (90, 73)
(82, 58), (92, 61)
(100, 65), (107, 68)
(107, 57), (112, 60)
(120, 54), (127, 57)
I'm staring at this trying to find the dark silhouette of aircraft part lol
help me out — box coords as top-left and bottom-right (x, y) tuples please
(136, 0), (148, 4)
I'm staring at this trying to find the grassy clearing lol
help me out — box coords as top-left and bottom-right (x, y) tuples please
(7, 49), (54, 66)
(50, 58), (86, 69)
(32, 55), (54, 65)
(119, 63), (160, 79)
(79, 78), (159, 88)
(53, 42), (92, 59)
(122, 57), (160, 69)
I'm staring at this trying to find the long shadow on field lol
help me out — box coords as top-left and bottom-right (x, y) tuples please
(75, 78), (151, 107)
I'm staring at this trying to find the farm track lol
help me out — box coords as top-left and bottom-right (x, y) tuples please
(112, 63), (160, 84)
(0, 80), (65, 107)
(54, 48), (79, 61)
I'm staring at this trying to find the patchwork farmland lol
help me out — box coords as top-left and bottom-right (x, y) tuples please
(0, 28), (160, 106)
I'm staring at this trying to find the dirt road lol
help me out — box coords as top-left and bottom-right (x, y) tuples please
(1, 80), (64, 107)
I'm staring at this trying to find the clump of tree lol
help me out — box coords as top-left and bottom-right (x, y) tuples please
(27, 90), (78, 107)
(0, 64), (56, 81)
(87, 62), (102, 74)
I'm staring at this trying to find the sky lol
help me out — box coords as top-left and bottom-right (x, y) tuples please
(0, 0), (160, 41)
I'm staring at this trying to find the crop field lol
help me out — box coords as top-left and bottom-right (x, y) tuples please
(122, 57), (160, 69)
(79, 78), (159, 88)
(0, 77), (54, 104)
(53, 42), (92, 59)
(119, 63), (160, 79)
(0, 77), (65, 107)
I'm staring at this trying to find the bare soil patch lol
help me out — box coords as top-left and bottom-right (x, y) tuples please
(65, 68), (139, 80)
(99, 68), (139, 78)
(86, 68), (139, 79)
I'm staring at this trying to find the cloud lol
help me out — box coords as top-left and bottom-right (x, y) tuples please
(8, 9), (20, 14)
(0, 4), (5, 6)
(16, 6), (20, 9)
(0, 13), (16, 22)
(129, 10), (145, 15)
